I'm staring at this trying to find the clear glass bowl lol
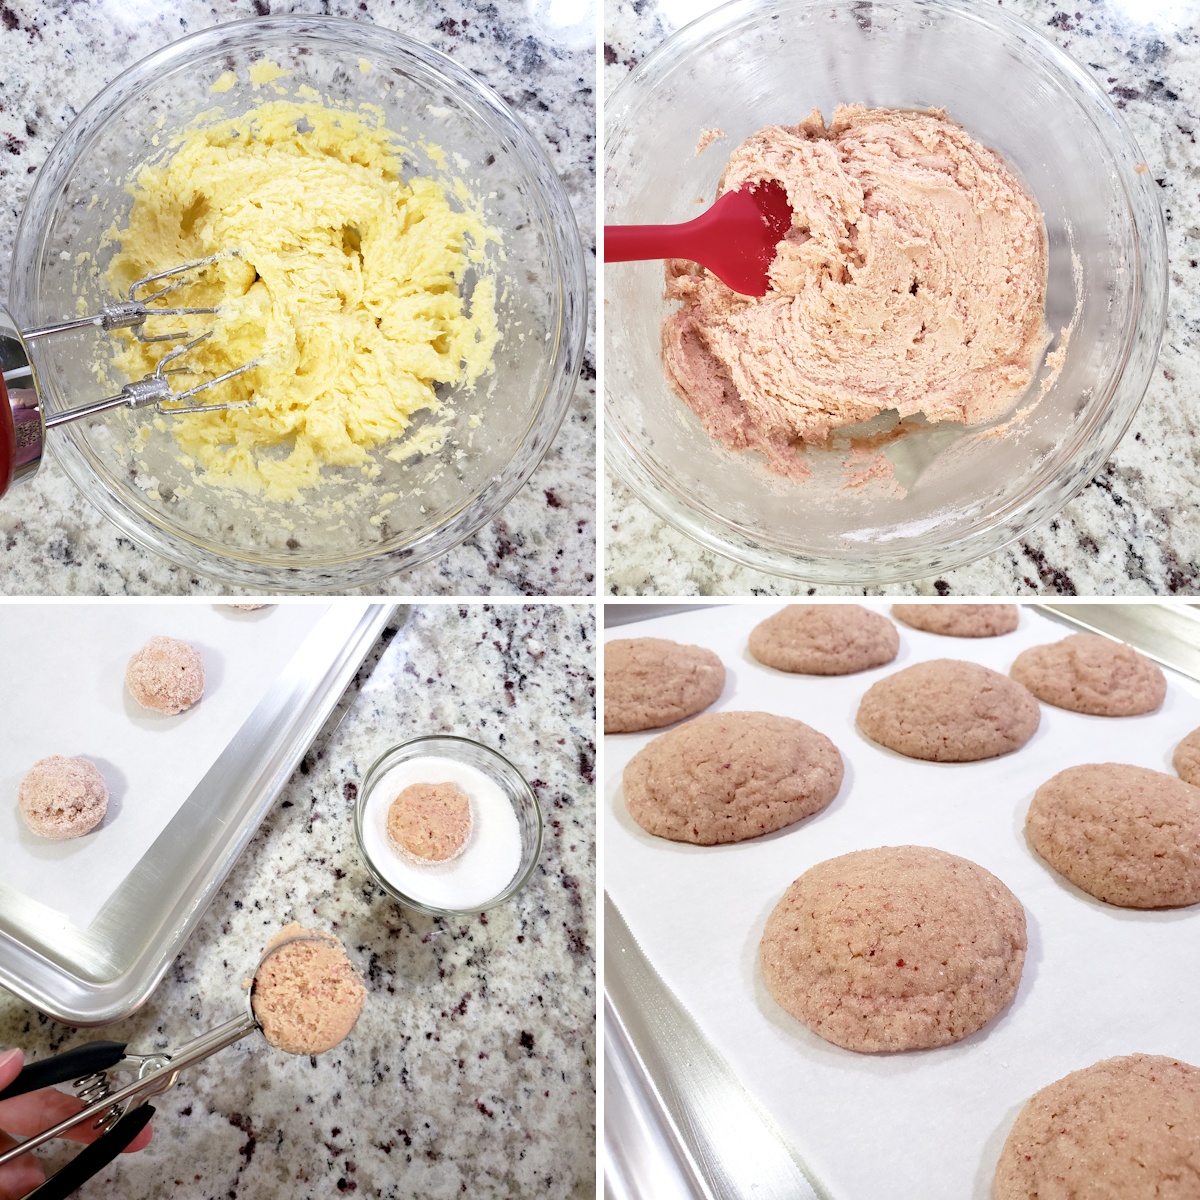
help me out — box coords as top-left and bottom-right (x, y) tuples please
(604, 0), (1167, 585)
(354, 735), (543, 917)
(11, 16), (586, 591)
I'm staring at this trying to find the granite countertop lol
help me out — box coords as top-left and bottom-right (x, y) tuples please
(0, 603), (597, 1198)
(604, 0), (1199, 597)
(0, 0), (596, 597)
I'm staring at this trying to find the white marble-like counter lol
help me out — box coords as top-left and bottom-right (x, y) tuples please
(604, 0), (1200, 597)
(0, 603), (597, 1198)
(0, 0), (596, 597)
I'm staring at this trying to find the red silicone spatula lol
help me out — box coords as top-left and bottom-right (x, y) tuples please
(603, 180), (793, 296)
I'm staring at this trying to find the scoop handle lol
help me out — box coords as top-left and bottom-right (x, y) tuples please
(0, 1042), (128, 1101)
(24, 1103), (155, 1200)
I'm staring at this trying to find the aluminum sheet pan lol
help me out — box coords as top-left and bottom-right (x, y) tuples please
(0, 600), (394, 1026)
(604, 601), (1200, 1200)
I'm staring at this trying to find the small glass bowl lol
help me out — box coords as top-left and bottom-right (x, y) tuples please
(354, 735), (543, 917)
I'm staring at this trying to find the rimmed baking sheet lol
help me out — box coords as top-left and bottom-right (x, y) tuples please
(604, 601), (1200, 1200)
(0, 600), (393, 1026)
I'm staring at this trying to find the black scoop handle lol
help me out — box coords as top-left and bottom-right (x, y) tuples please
(0, 1041), (127, 1101)
(24, 1103), (155, 1200)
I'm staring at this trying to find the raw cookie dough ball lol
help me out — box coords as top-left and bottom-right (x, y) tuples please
(857, 659), (1039, 762)
(252, 924), (366, 1055)
(18, 756), (109, 840)
(605, 638), (725, 733)
(387, 782), (472, 863)
(1025, 763), (1200, 908)
(748, 604), (899, 675)
(623, 711), (843, 844)
(994, 1054), (1200, 1200)
(760, 846), (1026, 1052)
(1173, 726), (1200, 786)
(126, 635), (205, 715)
(1010, 633), (1165, 716)
(890, 604), (1018, 638)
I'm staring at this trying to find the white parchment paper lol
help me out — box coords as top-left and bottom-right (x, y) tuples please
(604, 602), (1200, 1200)
(0, 603), (328, 929)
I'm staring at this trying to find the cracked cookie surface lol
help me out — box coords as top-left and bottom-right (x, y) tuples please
(622, 710), (842, 844)
(857, 659), (1039, 761)
(891, 604), (1018, 638)
(604, 638), (725, 734)
(760, 845), (1026, 1052)
(1026, 763), (1200, 908)
(1010, 633), (1165, 716)
(749, 604), (899, 675)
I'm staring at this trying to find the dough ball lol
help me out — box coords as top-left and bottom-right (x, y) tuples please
(126, 635), (205, 715)
(18, 756), (109, 840)
(604, 638), (725, 733)
(748, 604), (899, 674)
(760, 846), (1026, 1052)
(994, 1054), (1200, 1200)
(1026, 763), (1200, 908)
(890, 604), (1018, 637)
(1173, 726), (1200, 786)
(252, 924), (366, 1055)
(1010, 633), (1165, 716)
(387, 782), (472, 863)
(857, 659), (1039, 761)
(623, 710), (843, 844)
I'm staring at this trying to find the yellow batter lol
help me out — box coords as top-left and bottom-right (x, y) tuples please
(108, 97), (499, 501)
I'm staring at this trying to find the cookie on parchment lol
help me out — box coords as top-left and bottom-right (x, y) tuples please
(1173, 726), (1200, 786)
(18, 756), (109, 840)
(1009, 633), (1165, 716)
(748, 604), (899, 675)
(891, 604), (1018, 638)
(760, 846), (1026, 1052)
(622, 711), (842, 844)
(604, 638), (725, 734)
(994, 1054), (1200, 1200)
(1025, 763), (1200, 908)
(856, 659), (1039, 762)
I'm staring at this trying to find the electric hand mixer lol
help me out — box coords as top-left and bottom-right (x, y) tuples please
(0, 254), (258, 499)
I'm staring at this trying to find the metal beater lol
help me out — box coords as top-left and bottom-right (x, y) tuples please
(0, 255), (259, 498)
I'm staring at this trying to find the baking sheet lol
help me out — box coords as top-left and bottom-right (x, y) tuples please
(604, 602), (1200, 1200)
(0, 603), (328, 928)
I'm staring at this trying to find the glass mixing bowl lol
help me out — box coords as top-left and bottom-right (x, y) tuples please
(604, 0), (1167, 585)
(11, 16), (586, 591)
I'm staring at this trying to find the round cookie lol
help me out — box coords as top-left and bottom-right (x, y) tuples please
(126, 635), (206, 715)
(1173, 726), (1200, 786)
(760, 846), (1026, 1052)
(1025, 763), (1200, 908)
(1009, 633), (1165, 716)
(994, 1054), (1200, 1200)
(252, 924), (367, 1055)
(891, 604), (1018, 638)
(748, 604), (899, 675)
(18, 756), (109, 840)
(387, 781), (472, 863)
(604, 638), (725, 733)
(623, 711), (843, 844)
(856, 659), (1039, 762)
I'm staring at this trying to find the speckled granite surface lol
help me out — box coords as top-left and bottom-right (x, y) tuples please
(0, 603), (597, 1198)
(604, 0), (1199, 597)
(0, 0), (596, 597)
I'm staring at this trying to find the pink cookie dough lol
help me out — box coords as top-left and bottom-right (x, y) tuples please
(125, 635), (205, 715)
(252, 924), (366, 1055)
(387, 781), (473, 863)
(18, 756), (109, 839)
(662, 105), (1049, 478)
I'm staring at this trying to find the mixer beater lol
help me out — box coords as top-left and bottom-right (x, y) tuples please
(0, 254), (258, 497)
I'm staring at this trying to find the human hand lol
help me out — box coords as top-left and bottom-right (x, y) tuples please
(0, 1048), (153, 1199)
